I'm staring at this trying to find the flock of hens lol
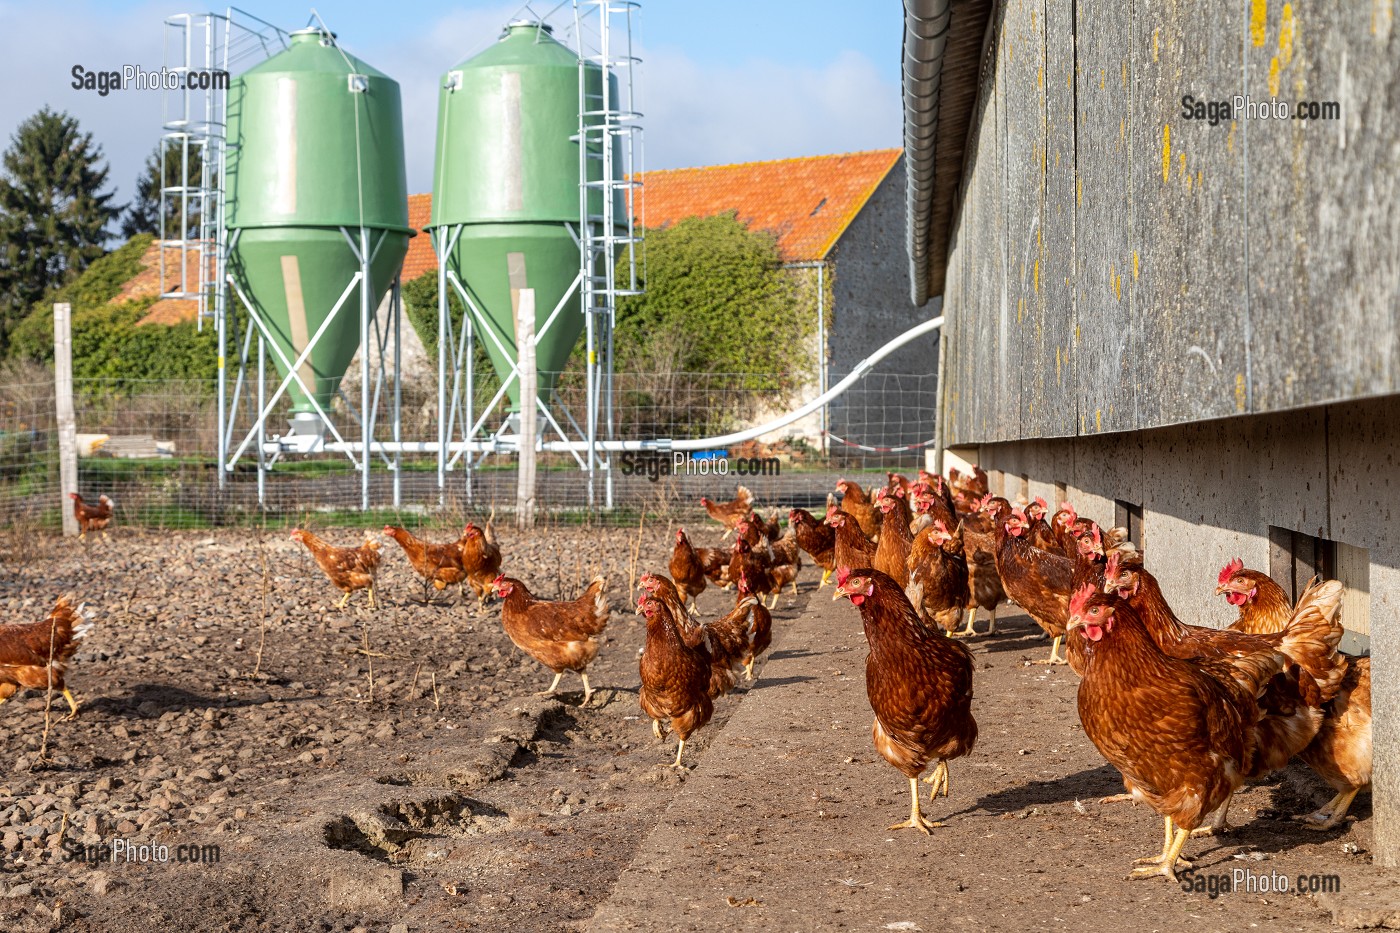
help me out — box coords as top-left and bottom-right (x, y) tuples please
(2, 477), (1370, 885)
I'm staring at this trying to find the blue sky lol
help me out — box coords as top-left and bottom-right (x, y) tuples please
(0, 1), (903, 210)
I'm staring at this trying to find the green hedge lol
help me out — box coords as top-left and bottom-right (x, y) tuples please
(7, 234), (218, 389)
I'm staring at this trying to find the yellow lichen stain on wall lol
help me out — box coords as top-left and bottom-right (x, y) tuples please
(1095, 409), (1103, 432)
(1152, 28), (1160, 62)
(1268, 56), (1281, 97)
(1178, 151), (1186, 180)
(1226, 121), (1237, 153)
(1132, 251), (1139, 280)
(1279, 4), (1296, 63)
(1251, 0), (1268, 46)
(1235, 373), (1248, 412)
(1374, 0), (1395, 39)
(1162, 125), (1171, 184)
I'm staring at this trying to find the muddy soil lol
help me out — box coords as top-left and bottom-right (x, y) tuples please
(0, 522), (791, 932)
(0, 523), (1372, 932)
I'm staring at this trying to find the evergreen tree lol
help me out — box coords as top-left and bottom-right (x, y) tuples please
(0, 107), (118, 352)
(119, 141), (204, 239)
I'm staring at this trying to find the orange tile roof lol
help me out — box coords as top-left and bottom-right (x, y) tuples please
(122, 241), (206, 325)
(633, 149), (901, 262)
(401, 194), (437, 283)
(121, 150), (897, 309)
(137, 296), (200, 325)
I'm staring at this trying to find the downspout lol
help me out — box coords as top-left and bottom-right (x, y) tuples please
(904, 0), (952, 308)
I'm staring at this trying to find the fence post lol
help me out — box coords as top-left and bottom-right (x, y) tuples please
(516, 288), (537, 530)
(54, 302), (78, 537)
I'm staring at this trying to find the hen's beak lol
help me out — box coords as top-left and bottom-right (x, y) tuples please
(832, 584), (849, 602)
(1066, 616), (1084, 632)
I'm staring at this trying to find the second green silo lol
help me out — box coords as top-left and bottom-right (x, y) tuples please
(226, 28), (412, 426)
(429, 20), (622, 410)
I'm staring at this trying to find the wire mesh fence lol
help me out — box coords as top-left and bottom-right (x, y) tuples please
(0, 366), (936, 530)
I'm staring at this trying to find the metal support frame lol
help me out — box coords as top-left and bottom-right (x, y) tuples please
(223, 227), (404, 509)
(574, 0), (643, 510)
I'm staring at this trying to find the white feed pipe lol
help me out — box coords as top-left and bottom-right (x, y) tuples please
(314, 315), (945, 457)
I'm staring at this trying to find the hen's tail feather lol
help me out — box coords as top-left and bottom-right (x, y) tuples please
(581, 575), (609, 631)
(1279, 578), (1346, 704)
(484, 507), (499, 548)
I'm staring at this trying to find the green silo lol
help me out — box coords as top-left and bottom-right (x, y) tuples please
(225, 28), (412, 427)
(429, 20), (621, 410)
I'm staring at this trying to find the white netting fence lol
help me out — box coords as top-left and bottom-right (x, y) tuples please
(0, 368), (936, 529)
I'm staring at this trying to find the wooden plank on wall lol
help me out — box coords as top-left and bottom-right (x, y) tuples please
(971, 81), (1007, 443)
(1132, 0), (1249, 426)
(1246, 2), (1400, 411)
(994, 13), (1029, 443)
(1032, 0), (1078, 437)
(1072, 0), (1135, 435)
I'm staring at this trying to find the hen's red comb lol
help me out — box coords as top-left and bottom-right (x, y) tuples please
(1218, 557), (1244, 586)
(934, 518), (949, 534)
(1069, 583), (1099, 617)
(1034, 496), (1047, 510)
(836, 566), (852, 587)
(1105, 550), (1121, 580)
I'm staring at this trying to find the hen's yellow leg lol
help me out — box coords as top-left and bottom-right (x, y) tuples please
(1297, 789), (1360, 830)
(542, 671), (563, 695)
(579, 672), (594, 705)
(1191, 793), (1233, 837)
(62, 687), (80, 720)
(1129, 823), (1191, 881)
(336, 592), (351, 609)
(819, 568), (832, 588)
(889, 777), (942, 833)
(923, 759), (949, 800)
(1032, 635), (1067, 664)
(671, 739), (688, 768)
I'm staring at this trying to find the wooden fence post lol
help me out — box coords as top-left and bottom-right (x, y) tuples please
(54, 302), (78, 537)
(516, 288), (537, 530)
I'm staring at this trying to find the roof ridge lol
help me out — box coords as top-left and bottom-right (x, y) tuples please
(635, 147), (901, 177)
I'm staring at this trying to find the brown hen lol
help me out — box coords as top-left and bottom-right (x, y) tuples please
(834, 568), (977, 834)
(0, 595), (95, 718)
(291, 529), (382, 609)
(493, 575), (609, 704)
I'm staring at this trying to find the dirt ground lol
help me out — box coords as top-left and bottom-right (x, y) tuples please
(0, 523), (1374, 932)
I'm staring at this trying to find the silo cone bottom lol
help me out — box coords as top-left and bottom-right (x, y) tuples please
(287, 412), (328, 439)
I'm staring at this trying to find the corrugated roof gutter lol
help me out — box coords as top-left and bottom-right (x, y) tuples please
(904, 0), (952, 308)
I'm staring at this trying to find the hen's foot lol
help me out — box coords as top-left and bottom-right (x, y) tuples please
(1295, 789), (1359, 830)
(923, 760), (950, 800)
(1128, 824), (1191, 881)
(1031, 636), (1067, 665)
